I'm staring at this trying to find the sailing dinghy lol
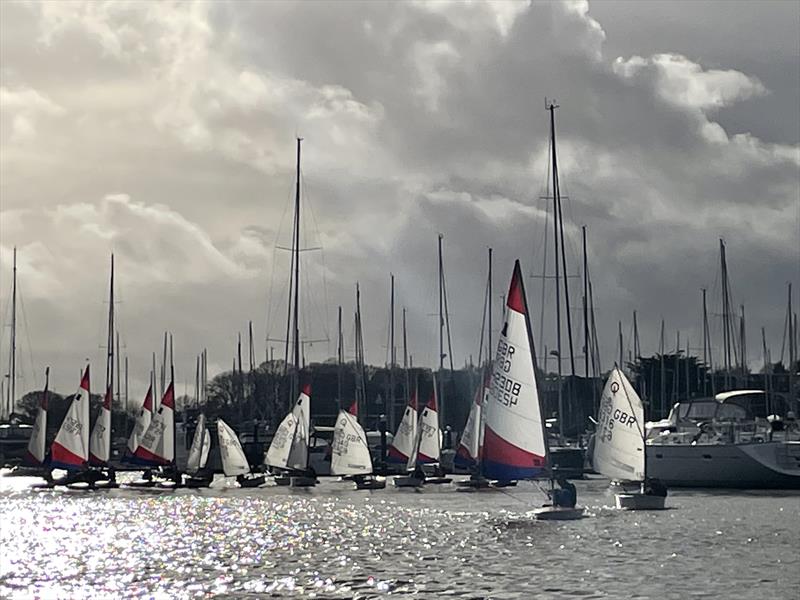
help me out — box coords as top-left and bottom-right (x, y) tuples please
(415, 385), (451, 484)
(41, 366), (93, 488)
(15, 368), (51, 479)
(265, 385), (316, 487)
(455, 375), (491, 489)
(183, 413), (213, 488)
(331, 402), (385, 490)
(594, 366), (667, 510)
(484, 261), (583, 520)
(218, 419), (265, 487)
(125, 381), (178, 489)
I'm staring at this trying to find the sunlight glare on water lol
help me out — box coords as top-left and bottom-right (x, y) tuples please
(1, 475), (798, 598)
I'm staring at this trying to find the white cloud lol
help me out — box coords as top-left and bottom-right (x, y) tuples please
(613, 53), (768, 112)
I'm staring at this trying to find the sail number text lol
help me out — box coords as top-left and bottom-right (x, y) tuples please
(492, 340), (521, 406)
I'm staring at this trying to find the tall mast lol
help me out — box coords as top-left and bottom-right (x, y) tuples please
(6, 247), (17, 418)
(659, 319), (665, 417)
(582, 227), (589, 378)
(337, 305), (343, 410)
(438, 234), (444, 421)
(106, 255), (115, 435)
(740, 305), (747, 375)
(720, 239), (733, 389)
(618, 321), (623, 369)
(403, 307), (410, 407)
(787, 283), (794, 403)
(488, 247), (493, 363)
(548, 102), (565, 440)
(389, 273), (395, 429)
(292, 138), (302, 402)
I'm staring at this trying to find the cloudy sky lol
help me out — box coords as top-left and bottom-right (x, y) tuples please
(1, 0), (798, 399)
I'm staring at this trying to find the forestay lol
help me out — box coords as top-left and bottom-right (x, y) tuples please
(51, 366), (91, 470)
(483, 261), (548, 481)
(593, 366), (645, 482)
(217, 419), (251, 477)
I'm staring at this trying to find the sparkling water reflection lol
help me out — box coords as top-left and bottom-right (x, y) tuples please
(1, 474), (798, 598)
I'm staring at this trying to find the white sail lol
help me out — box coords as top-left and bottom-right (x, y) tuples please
(455, 382), (484, 468)
(26, 372), (49, 466)
(134, 382), (175, 465)
(331, 409), (372, 476)
(286, 387), (311, 471)
(417, 391), (441, 464)
(388, 393), (418, 464)
(483, 261), (548, 481)
(217, 419), (251, 477)
(89, 387), (112, 465)
(127, 386), (153, 455)
(186, 413), (209, 474)
(265, 411), (298, 469)
(51, 366), (91, 469)
(593, 367), (645, 482)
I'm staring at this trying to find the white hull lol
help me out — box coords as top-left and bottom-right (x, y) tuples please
(532, 506), (585, 521)
(615, 492), (666, 510)
(647, 441), (800, 489)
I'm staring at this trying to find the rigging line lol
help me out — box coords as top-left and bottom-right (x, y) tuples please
(264, 174), (295, 345)
(17, 283), (37, 391)
(300, 170), (332, 344)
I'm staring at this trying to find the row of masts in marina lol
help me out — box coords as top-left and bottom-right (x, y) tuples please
(2, 109), (798, 435)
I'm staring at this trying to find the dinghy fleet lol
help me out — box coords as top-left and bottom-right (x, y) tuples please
(11, 257), (671, 520)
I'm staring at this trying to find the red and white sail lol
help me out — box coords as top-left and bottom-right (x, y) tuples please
(417, 389), (441, 464)
(89, 386), (112, 465)
(51, 366), (91, 470)
(126, 385), (153, 455)
(133, 381), (175, 465)
(331, 402), (372, 476)
(25, 368), (49, 466)
(483, 261), (548, 481)
(388, 391), (418, 464)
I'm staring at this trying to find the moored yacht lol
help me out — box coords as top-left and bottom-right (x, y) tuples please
(646, 390), (800, 489)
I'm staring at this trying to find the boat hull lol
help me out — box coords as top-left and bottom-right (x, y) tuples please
(238, 475), (266, 488)
(393, 475), (424, 488)
(615, 492), (666, 510)
(532, 506), (585, 521)
(647, 441), (800, 489)
(289, 476), (317, 488)
(355, 477), (386, 490)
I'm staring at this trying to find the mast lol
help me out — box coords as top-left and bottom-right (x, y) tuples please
(547, 102), (565, 441)
(618, 321), (623, 370)
(403, 307), (410, 408)
(582, 227), (589, 378)
(762, 326), (771, 414)
(659, 319), (665, 417)
(292, 138), (302, 403)
(702, 288), (712, 395)
(6, 247), (17, 419)
(438, 234), (444, 427)
(389, 273), (395, 430)
(488, 247), (493, 363)
(337, 305), (343, 410)
(106, 254), (115, 439)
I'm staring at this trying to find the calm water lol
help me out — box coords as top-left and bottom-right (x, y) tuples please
(1, 473), (798, 599)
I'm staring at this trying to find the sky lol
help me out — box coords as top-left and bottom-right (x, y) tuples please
(1, 0), (798, 401)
